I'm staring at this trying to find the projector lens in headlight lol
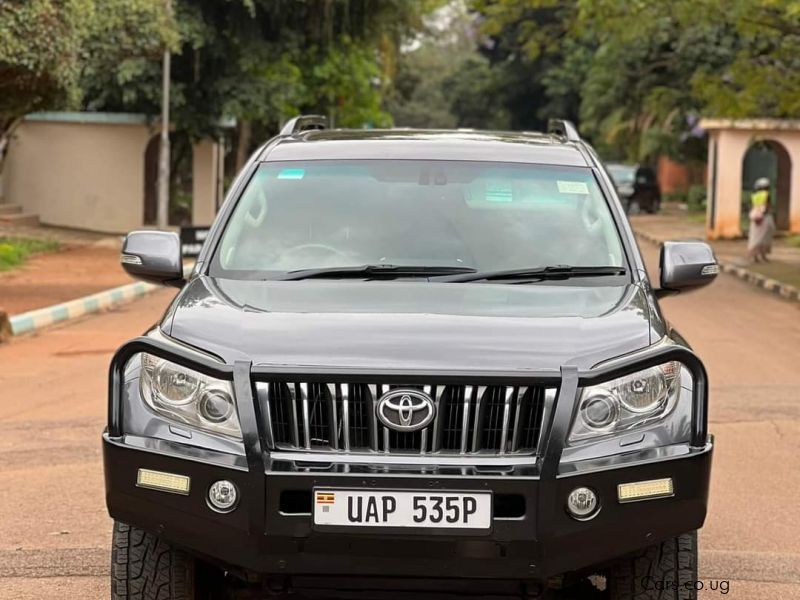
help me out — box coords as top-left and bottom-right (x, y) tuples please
(580, 391), (619, 429)
(198, 388), (235, 423)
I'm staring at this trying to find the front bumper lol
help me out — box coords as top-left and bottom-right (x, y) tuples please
(105, 337), (713, 582)
(104, 433), (712, 581)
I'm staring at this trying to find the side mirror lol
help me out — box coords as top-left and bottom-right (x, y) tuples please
(121, 231), (184, 287)
(656, 241), (718, 298)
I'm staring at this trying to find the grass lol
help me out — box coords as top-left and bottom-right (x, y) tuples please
(786, 235), (800, 248)
(0, 237), (60, 271)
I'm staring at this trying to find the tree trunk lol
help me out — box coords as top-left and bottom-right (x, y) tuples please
(0, 118), (23, 199)
(235, 120), (252, 172)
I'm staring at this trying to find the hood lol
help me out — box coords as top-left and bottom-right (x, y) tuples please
(163, 276), (653, 372)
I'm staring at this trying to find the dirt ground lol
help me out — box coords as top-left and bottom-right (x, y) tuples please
(0, 243), (798, 599)
(0, 244), (132, 315)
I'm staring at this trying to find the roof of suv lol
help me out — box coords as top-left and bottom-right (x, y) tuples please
(260, 129), (591, 166)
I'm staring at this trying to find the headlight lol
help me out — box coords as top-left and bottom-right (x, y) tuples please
(139, 353), (242, 440)
(569, 361), (682, 444)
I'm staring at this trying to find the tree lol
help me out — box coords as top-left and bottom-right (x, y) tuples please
(79, 0), (440, 170)
(0, 0), (85, 173)
(0, 0), (173, 175)
(472, 0), (740, 162)
(690, 0), (800, 118)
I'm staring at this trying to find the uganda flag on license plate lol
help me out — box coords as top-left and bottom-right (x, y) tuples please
(316, 492), (335, 505)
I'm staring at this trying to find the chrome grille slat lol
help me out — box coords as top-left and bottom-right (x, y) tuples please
(461, 385), (473, 454)
(287, 383), (300, 447)
(499, 386), (513, 455)
(341, 383), (351, 452)
(299, 383), (310, 450)
(367, 384), (378, 450)
(472, 386), (486, 452)
(261, 380), (552, 457)
(510, 386), (528, 452)
(261, 383), (276, 449)
(431, 385), (446, 450)
(325, 383), (338, 450)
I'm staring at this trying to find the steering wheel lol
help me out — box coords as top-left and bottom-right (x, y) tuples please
(277, 243), (352, 266)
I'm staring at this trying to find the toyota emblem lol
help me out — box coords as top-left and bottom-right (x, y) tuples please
(376, 389), (435, 432)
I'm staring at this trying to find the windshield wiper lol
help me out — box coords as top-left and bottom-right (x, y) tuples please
(277, 264), (478, 281)
(434, 265), (627, 283)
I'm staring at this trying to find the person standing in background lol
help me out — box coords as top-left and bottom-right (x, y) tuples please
(747, 177), (776, 263)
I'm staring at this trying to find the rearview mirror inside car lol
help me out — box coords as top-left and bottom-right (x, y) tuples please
(120, 231), (184, 287)
(656, 241), (719, 298)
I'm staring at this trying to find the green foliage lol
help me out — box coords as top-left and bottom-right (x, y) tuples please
(469, 0), (800, 162)
(663, 191), (688, 204)
(0, 0), (88, 106)
(0, 237), (60, 271)
(308, 37), (391, 128)
(384, 42), (460, 129)
(0, 0), (88, 135)
(691, 0), (800, 118)
(386, 0), (512, 131)
(79, 0), (177, 111)
(687, 185), (707, 212)
(79, 0), (435, 145)
(0, 0), (174, 172)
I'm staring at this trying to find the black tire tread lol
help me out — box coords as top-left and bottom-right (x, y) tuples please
(112, 520), (195, 600)
(608, 531), (698, 600)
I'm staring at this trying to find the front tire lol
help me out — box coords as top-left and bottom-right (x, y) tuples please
(112, 521), (196, 600)
(607, 531), (698, 600)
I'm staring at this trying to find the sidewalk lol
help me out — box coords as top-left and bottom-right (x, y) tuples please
(630, 205), (800, 301)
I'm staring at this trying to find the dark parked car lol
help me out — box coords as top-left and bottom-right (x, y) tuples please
(606, 163), (662, 214)
(105, 117), (718, 599)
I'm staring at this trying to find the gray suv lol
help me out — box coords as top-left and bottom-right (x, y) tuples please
(105, 117), (718, 599)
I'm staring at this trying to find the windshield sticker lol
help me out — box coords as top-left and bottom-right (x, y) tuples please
(557, 180), (589, 195)
(278, 168), (305, 180)
(485, 184), (513, 202)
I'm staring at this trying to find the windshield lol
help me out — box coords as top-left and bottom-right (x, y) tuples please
(211, 160), (625, 279)
(606, 164), (636, 186)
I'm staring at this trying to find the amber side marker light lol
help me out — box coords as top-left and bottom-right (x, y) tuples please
(617, 478), (674, 503)
(136, 468), (191, 495)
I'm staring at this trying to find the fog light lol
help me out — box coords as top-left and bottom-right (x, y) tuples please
(208, 480), (238, 512)
(136, 469), (190, 495)
(618, 478), (674, 503)
(566, 486), (599, 520)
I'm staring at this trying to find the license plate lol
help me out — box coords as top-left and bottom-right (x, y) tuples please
(313, 489), (492, 530)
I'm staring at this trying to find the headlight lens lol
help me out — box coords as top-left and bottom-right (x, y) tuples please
(140, 353), (242, 440)
(569, 361), (682, 444)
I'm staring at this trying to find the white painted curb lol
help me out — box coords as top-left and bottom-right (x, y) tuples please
(9, 280), (158, 336)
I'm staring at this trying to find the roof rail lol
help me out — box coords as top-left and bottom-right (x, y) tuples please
(279, 114), (328, 136)
(547, 119), (581, 142)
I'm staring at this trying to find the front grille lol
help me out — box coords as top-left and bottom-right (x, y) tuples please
(257, 382), (553, 456)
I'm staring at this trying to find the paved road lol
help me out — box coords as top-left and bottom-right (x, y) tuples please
(1, 242), (798, 599)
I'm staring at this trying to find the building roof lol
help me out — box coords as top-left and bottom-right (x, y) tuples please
(25, 111), (150, 125)
(261, 129), (590, 166)
(699, 118), (800, 131)
(24, 111), (236, 128)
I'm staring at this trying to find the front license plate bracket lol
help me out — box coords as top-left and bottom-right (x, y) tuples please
(312, 487), (493, 535)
